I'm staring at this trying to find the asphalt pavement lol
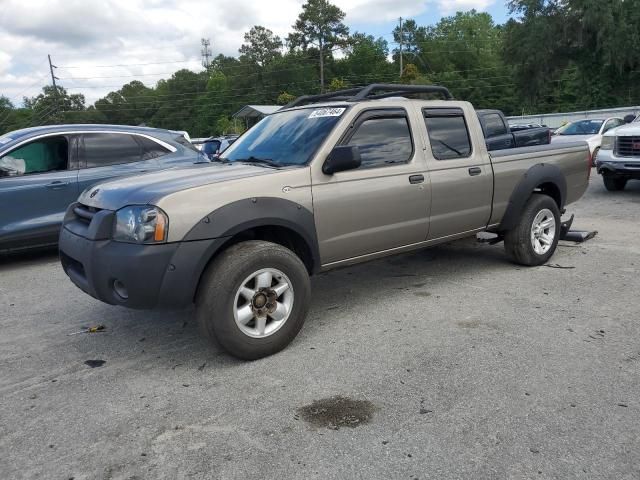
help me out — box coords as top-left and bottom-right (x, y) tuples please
(1, 174), (639, 479)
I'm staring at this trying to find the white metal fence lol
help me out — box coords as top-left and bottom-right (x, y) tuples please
(507, 106), (640, 128)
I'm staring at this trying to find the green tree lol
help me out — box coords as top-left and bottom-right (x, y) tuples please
(287, 0), (349, 91)
(24, 85), (87, 125)
(239, 26), (283, 67)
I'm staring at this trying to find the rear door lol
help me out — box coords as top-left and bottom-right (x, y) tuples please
(0, 134), (79, 249)
(422, 107), (493, 240)
(77, 132), (160, 196)
(312, 107), (430, 264)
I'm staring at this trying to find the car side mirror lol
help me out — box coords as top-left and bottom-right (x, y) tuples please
(323, 146), (361, 175)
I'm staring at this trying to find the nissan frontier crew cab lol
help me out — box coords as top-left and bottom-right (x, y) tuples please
(59, 84), (591, 360)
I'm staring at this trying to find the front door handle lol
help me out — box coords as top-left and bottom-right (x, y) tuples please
(468, 167), (482, 176)
(45, 181), (70, 190)
(409, 174), (425, 184)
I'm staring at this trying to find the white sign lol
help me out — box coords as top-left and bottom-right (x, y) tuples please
(309, 108), (346, 119)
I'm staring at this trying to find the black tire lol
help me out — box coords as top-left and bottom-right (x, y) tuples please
(196, 240), (311, 360)
(603, 175), (627, 191)
(504, 194), (561, 266)
(591, 148), (599, 167)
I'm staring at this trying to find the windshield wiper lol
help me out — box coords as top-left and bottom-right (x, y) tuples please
(211, 156), (231, 164)
(235, 156), (283, 168)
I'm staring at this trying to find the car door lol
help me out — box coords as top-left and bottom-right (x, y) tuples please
(0, 134), (79, 250)
(311, 108), (430, 265)
(77, 132), (160, 195)
(422, 107), (493, 240)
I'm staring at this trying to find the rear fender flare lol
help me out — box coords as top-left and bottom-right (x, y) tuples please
(499, 163), (567, 231)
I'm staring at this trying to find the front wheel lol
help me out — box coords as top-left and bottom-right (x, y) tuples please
(603, 175), (627, 191)
(196, 240), (311, 360)
(504, 194), (561, 266)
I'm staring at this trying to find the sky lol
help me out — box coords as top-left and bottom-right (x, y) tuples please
(0, 0), (510, 106)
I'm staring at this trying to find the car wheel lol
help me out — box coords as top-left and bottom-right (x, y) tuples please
(196, 240), (311, 360)
(603, 175), (627, 191)
(591, 147), (599, 167)
(504, 194), (561, 266)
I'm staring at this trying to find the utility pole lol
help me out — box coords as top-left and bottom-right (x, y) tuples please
(399, 17), (403, 77)
(48, 54), (60, 119)
(201, 38), (212, 69)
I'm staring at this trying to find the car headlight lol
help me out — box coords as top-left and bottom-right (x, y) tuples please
(601, 136), (614, 150)
(113, 206), (168, 244)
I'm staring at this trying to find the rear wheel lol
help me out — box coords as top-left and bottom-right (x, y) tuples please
(603, 175), (627, 191)
(196, 240), (311, 360)
(504, 194), (561, 266)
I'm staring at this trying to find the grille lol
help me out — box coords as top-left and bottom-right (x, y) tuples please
(615, 136), (640, 157)
(73, 203), (101, 225)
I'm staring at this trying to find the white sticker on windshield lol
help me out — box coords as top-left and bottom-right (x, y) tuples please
(309, 108), (346, 119)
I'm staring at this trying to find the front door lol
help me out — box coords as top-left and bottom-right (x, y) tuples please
(0, 135), (79, 250)
(312, 108), (430, 265)
(422, 107), (493, 240)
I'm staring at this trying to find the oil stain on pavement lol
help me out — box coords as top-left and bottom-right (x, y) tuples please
(296, 396), (376, 430)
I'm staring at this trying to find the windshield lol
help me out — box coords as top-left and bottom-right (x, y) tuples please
(222, 107), (347, 166)
(555, 120), (603, 136)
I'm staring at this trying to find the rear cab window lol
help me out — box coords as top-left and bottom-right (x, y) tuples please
(423, 108), (473, 160)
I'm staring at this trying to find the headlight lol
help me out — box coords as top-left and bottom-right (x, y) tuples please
(113, 206), (168, 244)
(601, 136), (614, 150)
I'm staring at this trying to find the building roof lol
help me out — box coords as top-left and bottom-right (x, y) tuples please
(232, 105), (281, 119)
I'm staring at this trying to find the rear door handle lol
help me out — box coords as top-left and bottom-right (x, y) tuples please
(468, 167), (482, 176)
(409, 174), (425, 184)
(45, 181), (70, 190)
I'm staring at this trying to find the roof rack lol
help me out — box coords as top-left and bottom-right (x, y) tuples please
(283, 83), (453, 109)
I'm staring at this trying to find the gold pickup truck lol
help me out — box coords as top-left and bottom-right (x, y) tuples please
(59, 84), (591, 359)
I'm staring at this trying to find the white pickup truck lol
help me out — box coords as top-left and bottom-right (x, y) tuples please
(596, 119), (640, 190)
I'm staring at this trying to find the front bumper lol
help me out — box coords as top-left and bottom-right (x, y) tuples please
(596, 150), (640, 178)
(59, 203), (225, 309)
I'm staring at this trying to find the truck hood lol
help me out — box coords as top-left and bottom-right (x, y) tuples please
(78, 162), (278, 211)
(605, 122), (640, 137)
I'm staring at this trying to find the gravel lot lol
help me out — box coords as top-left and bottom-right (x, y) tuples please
(1, 175), (639, 480)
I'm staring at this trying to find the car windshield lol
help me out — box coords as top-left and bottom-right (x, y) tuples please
(221, 107), (347, 166)
(555, 120), (603, 135)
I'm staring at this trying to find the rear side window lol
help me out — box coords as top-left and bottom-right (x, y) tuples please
(136, 136), (170, 159)
(423, 109), (472, 161)
(0, 136), (68, 177)
(346, 113), (413, 169)
(83, 133), (142, 168)
(482, 113), (507, 137)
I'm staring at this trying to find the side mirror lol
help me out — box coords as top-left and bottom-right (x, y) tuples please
(322, 146), (361, 175)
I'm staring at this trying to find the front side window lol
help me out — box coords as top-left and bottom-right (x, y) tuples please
(346, 115), (413, 168)
(202, 140), (221, 156)
(424, 109), (472, 160)
(0, 136), (68, 177)
(83, 133), (142, 168)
